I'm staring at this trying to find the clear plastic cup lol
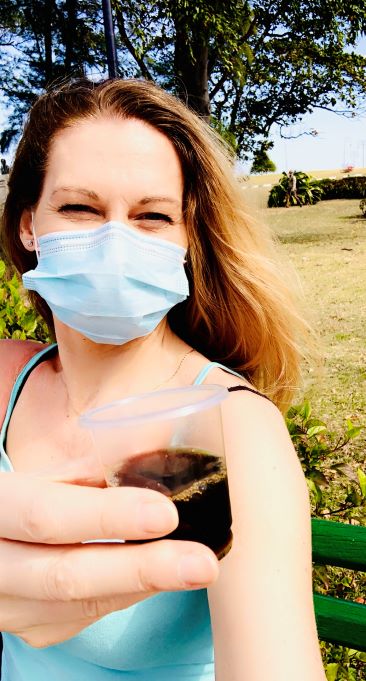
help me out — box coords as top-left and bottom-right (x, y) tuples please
(79, 385), (232, 559)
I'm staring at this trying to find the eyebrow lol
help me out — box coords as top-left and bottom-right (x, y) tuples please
(51, 187), (99, 200)
(51, 187), (181, 206)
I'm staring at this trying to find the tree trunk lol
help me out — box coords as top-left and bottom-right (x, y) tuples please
(43, 0), (55, 84)
(64, 0), (78, 72)
(173, 15), (211, 119)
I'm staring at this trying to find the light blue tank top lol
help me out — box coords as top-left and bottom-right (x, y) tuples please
(0, 344), (243, 680)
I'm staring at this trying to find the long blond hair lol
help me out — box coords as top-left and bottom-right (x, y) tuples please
(2, 77), (309, 410)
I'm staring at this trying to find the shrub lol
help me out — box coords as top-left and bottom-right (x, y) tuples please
(286, 400), (365, 520)
(318, 176), (366, 201)
(360, 198), (366, 217)
(0, 259), (50, 342)
(268, 171), (323, 207)
(250, 148), (276, 174)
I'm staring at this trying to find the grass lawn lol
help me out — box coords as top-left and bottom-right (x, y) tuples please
(260, 199), (366, 676)
(262, 198), (366, 473)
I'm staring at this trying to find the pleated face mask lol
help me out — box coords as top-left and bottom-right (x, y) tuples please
(22, 220), (189, 344)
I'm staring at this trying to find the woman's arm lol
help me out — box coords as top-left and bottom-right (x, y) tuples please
(209, 392), (327, 681)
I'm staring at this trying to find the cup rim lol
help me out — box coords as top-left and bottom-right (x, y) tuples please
(79, 384), (228, 429)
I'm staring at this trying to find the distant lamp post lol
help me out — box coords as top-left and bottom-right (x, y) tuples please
(102, 0), (118, 78)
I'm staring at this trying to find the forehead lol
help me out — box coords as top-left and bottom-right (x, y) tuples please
(43, 116), (183, 199)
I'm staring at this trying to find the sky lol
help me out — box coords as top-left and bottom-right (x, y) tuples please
(265, 108), (366, 174)
(1, 37), (366, 174)
(261, 36), (366, 174)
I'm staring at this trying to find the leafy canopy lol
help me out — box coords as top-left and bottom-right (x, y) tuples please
(1, 1), (366, 158)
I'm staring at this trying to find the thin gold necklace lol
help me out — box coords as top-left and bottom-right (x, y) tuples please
(153, 347), (195, 391)
(64, 347), (195, 416)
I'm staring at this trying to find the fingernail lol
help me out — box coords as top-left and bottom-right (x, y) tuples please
(140, 501), (178, 534)
(177, 553), (219, 586)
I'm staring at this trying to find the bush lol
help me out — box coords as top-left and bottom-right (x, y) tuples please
(250, 149), (276, 174)
(0, 259), (50, 342)
(268, 171), (323, 207)
(318, 176), (366, 201)
(359, 198), (366, 217)
(286, 400), (365, 520)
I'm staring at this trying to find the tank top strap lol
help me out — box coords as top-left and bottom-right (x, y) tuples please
(0, 343), (58, 463)
(193, 361), (271, 402)
(193, 361), (243, 385)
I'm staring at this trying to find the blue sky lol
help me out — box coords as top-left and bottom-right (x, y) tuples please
(2, 36), (366, 174)
(261, 36), (366, 174)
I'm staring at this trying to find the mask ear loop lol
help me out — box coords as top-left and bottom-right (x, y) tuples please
(31, 211), (40, 262)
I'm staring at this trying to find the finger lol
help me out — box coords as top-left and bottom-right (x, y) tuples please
(1, 539), (219, 601)
(0, 591), (148, 633)
(14, 619), (105, 649)
(15, 622), (95, 649)
(0, 473), (178, 543)
(14, 596), (148, 649)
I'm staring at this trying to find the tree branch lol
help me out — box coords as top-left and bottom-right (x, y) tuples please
(229, 84), (244, 132)
(314, 104), (366, 117)
(279, 126), (319, 139)
(111, 1), (153, 80)
(209, 71), (227, 99)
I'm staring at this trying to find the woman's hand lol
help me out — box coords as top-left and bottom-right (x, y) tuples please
(0, 472), (219, 648)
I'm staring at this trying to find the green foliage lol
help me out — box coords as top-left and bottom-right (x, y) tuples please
(268, 171), (324, 207)
(318, 177), (366, 201)
(0, 259), (50, 342)
(1, 1), (366, 157)
(286, 400), (365, 519)
(210, 117), (238, 155)
(250, 148), (276, 174)
(321, 643), (366, 680)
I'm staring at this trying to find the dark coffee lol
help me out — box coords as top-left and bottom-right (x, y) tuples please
(109, 448), (232, 559)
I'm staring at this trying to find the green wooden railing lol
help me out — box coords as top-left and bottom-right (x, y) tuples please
(312, 518), (366, 652)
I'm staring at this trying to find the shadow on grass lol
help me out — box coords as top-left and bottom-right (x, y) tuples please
(338, 214), (365, 225)
(278, 233), (346, 244)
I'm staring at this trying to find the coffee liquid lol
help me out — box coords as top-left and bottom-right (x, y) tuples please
(109, 448), (232, 559)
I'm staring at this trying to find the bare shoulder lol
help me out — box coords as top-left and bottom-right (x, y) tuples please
(199, 365), (285, 441)
(0, 338), (45, 370)
(0, 340), (46, 425)
(220, 378), (307, 496)
(192, 359), (305, 488)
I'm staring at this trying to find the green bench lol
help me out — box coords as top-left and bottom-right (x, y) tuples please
(312, 517), (366, 652)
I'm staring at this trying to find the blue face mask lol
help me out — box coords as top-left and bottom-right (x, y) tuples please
(22, 221), (189, 344)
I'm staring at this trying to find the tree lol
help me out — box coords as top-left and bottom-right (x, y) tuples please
(1, 1), (366, 158)
(0, 0), (106, 151)
(250, 145), (276, 174)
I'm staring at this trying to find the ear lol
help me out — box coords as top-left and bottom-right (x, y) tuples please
(19, 209), (35, 252)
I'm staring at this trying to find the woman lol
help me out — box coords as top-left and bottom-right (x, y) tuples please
(0, 78), (326, 680)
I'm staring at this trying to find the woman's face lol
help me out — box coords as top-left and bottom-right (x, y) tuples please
(21, 116), (187, 249)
